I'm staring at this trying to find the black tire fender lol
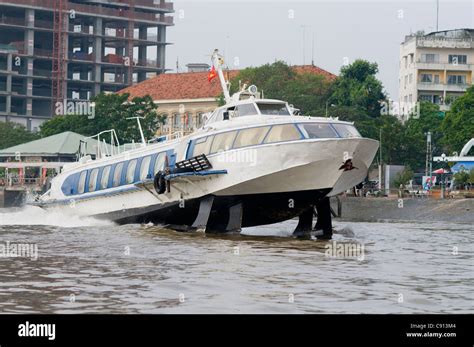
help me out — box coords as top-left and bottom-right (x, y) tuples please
(153, 171), (166, 194)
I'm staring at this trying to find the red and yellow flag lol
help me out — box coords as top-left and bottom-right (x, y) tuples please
(207, 65), (217, 82)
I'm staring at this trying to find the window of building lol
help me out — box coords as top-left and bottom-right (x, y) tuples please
(210, 131), (237, 153)
(139, 156), (152, 181)
(173, 114), (181, 127)
(433, 95), (442, 104)
(298, 123), (339, 139)
(101, 166), (111, 189)
(404, 75), (408, 87)
(409, 94), (413, 103)
(419, 95), (433, 102)
(410, 54), (414, 64)
(421, 54), (439, 63)
(78, 171), (87, 194)
(196, 112), (204, 127)
(332, 124), (361, 138)
(88, 168), (99, 192)
(113, 162), (124, 187)
(263, 124), (302, 143)
(434, 75), (440, 84)
(404, 56), (407, 68)
(448, 55), (467, 64)
(193, 137), (213, 156)
(420, 74), (433, 83)
(235, 103), (258, 117)
(447, 75), (466, 84)
(154, 153), (166, 175)
(233, 126), (270, 148)
(409, 74), (413, 84)
(126, 159), (137, 184)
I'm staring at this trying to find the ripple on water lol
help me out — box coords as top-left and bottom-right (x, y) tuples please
(0, 210), (473, 313)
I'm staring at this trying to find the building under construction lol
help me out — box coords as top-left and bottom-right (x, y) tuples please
(0, 0), (173, 131)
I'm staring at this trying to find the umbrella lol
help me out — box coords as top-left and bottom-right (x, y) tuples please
(433, 168), (449, 174)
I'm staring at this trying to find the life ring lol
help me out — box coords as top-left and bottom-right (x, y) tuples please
(153, 171), (166, 194)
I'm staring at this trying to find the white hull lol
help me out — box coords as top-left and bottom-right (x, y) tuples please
(39, 137), (378, 220)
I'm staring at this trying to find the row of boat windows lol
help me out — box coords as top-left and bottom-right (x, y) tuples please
(75, 152), (167, 195)
(67, 123), (359, 196)
(191, 123), (360, 157)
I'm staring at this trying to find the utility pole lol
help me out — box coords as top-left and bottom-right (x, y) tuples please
(425, 132), (432, 177)
(311, 32), (315, 66)
(379, 128), (383, 191)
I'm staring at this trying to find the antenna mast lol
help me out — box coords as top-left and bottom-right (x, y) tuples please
(127, 117), (146, 146)
(211, 49), (231, 103)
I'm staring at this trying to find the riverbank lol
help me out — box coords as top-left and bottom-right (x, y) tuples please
(335, 196), (473, 223)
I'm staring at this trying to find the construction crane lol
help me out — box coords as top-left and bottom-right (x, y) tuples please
(52, 0), (68, 115)
(127, 0), (135, 85)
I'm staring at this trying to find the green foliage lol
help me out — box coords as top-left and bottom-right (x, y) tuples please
(40, 93), (162, 144)
(0, 121), (40, 150)
(401, 102), (444, 170)
(330, 60), (386, 117)
(453, 170), (470, 186)
(440, 85), (474, 155)
(228, 61), (332, 115)
(394, 167), (414, 188)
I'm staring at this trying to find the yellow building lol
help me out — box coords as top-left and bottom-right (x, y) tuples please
(399, 29), (474, 114)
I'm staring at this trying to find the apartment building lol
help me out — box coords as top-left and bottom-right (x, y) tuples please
(399, 28), (474, 114)
(0, 0), (174, 131)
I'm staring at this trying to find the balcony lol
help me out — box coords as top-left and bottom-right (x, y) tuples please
(417, 82), (471, 92)
(416, 61), (474, 71)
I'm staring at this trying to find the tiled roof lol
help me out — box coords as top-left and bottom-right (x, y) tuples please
(119, 65), (336, 101)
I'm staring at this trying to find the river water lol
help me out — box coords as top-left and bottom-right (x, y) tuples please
(0, 206), (472, 314)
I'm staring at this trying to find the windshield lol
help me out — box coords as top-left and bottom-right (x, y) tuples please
(257, 103), (290, 116)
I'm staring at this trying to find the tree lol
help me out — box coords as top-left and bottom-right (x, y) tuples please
(394, 167), (414, 187)
(453, 170), (470, 187)
(330, 60), (386, 118)
(40, 93), (162, 143)
(377, 114), (406, 165)
(227, 61), (333, 115)
(440, 85), (474, 155)
(0, 121), (40, 150)
(402, 102), (444, 171)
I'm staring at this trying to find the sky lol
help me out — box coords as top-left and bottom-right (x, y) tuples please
(165, 0), (474, 101)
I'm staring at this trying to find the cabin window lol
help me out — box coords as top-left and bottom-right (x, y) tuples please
(233, 126), (270, 148)
(101, 166), (111, 189)
(257, 103), (290, 116)
(210, 131), (237, 153)
(113, 162), (124, 187)
(263, 124), (301, 143)
(332, 124), (361, 138)
(140, 156), (152, 180)
(298, 123), (339, 139)
(235, 103), (258, 117)
(154, 153), (166, 174)
(193, 136), (213, 156)
(126, 159), (137, 184)
(88, 168), (99, 192)
(77, 171), (87, 194)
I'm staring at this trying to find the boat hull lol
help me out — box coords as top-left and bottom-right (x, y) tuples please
(35, 137), (378, 230)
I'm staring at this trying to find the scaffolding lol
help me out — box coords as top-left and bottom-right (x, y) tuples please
(51, 0), (67, 112)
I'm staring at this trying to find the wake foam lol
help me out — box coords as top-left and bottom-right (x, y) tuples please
(0, 206), (114, 228)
